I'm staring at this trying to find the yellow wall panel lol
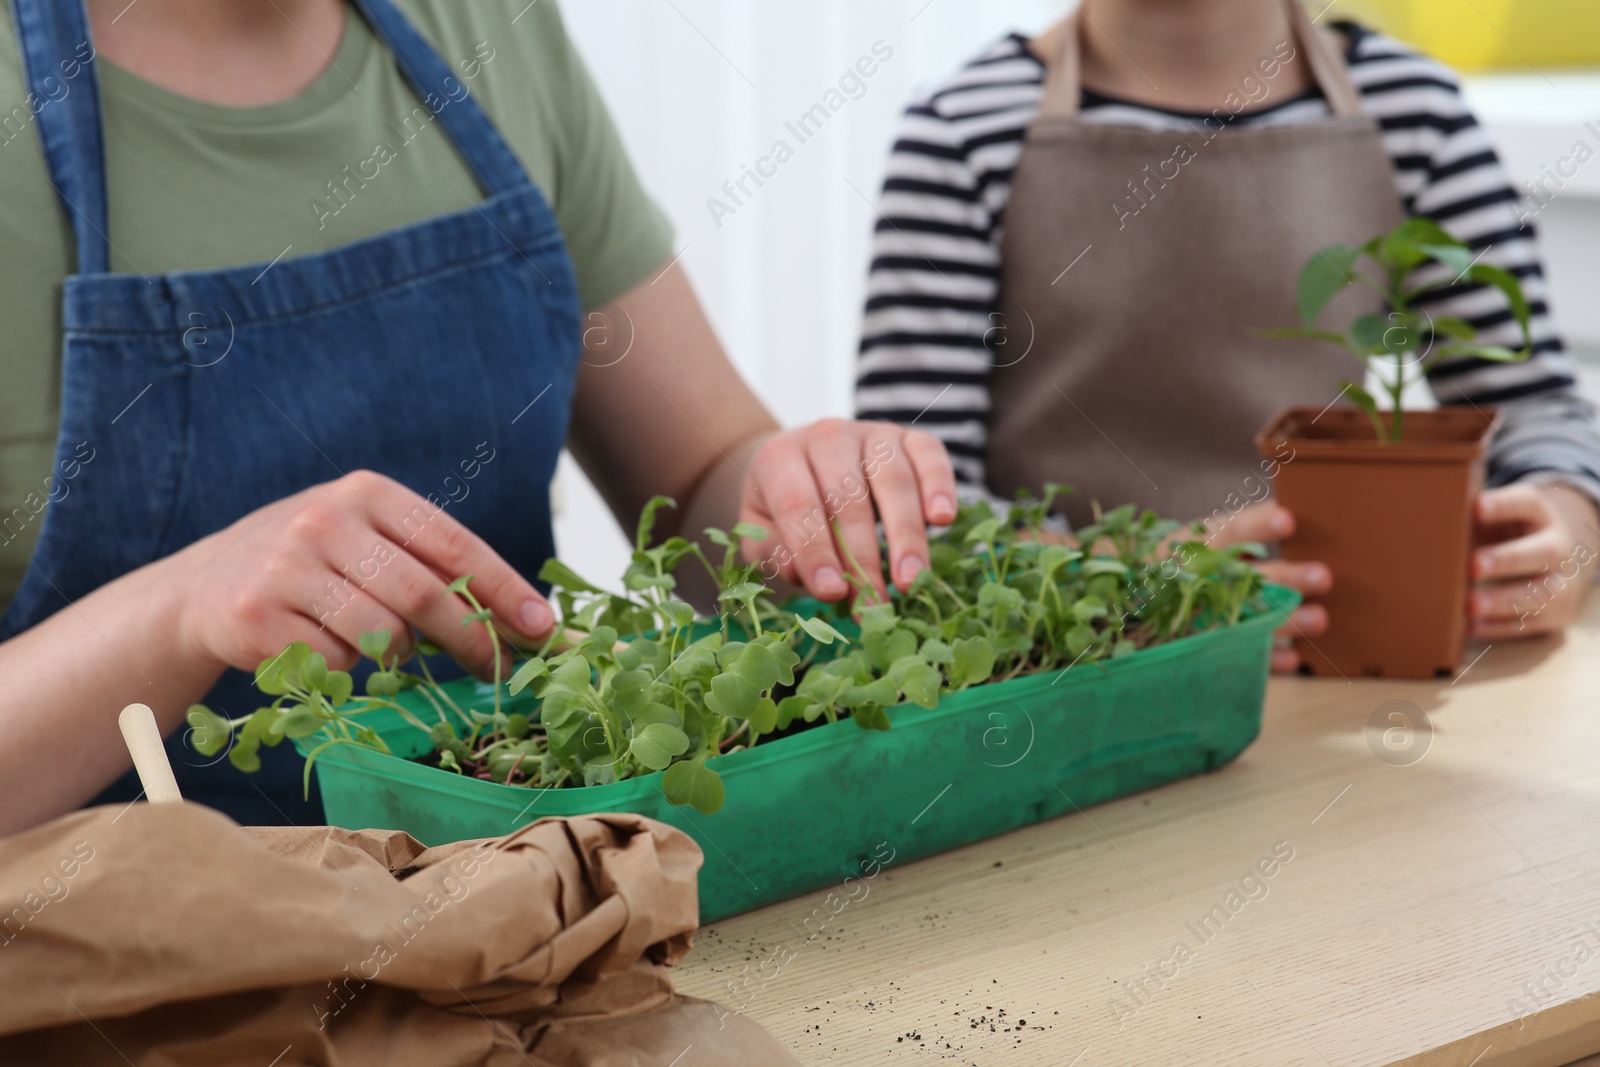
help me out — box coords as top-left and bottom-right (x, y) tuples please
(1325, 0), (1600, 71)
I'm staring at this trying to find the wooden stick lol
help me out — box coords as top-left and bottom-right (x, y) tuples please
(118, 703), (182, 804)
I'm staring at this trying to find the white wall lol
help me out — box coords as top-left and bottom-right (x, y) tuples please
(553, 0), (1064, 584)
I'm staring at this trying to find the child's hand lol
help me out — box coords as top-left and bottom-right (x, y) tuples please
(1471, 484), (1599, 639)
(1203, 502), (1332, 673)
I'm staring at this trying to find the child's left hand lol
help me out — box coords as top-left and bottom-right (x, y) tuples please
(1471, 483), (1600, 639)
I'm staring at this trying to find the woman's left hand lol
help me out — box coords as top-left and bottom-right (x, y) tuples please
(1471, 483), (1600, 638)
(739, 419), (958, 604)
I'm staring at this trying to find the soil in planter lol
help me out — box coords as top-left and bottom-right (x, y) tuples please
(1256, 404), (1495, 679)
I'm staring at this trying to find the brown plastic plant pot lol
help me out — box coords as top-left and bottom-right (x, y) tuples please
(1254, 404), (1500, 679)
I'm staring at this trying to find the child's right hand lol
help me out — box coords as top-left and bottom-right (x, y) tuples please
(1202, 502), (1331, 673)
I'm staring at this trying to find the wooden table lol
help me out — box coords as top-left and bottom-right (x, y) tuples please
(674, 604), (1600, 1066)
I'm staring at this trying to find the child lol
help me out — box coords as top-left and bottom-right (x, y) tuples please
(855, 0), (1600, 669)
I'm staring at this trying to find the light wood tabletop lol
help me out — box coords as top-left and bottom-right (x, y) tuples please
(673, 601), (1600, 1066)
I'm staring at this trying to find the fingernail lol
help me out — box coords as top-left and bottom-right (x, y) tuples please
(1308, 564), (1331, 590)
(1290, 606), (1319, 630)
(930, 493), (956, 520)
(1271, 511), (1293, 536)
(1474, 551), (1494, 577)
(898, 554), (926, 585)
(813, 566), (847, 599)
(520, 598), (554, 635)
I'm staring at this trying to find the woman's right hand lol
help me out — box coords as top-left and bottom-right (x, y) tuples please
(165, 470), (556, 678)
(1202, 501), (1332, 673)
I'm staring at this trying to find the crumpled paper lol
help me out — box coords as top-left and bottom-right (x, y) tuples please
(0, 802), (797, 1066)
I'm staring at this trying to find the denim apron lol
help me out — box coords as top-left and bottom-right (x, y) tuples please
(4, 0), (583, 824)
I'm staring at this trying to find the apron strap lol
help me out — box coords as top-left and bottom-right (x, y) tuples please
(7, 0), (109, 275)
(1039, 0), (1364, 120)
(347, 0), (531, 197)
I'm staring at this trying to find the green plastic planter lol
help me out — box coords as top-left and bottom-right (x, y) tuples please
(299, 584), (1298, 922)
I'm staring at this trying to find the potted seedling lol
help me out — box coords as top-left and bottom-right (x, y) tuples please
(1257, 217), (1532, 678)
(191, 491), (1297, 920)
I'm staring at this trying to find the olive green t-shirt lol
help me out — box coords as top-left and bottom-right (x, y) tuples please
(0, 0), (673, 606)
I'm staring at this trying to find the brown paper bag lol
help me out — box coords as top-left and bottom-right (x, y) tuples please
(0, 803), (798, 1066)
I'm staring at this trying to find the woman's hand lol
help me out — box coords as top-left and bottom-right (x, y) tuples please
(1471, 483), (1599, 639)
(739, 419), (958, 604)
(1202, 501), (1332, 673)
(166, 470), (557, 677)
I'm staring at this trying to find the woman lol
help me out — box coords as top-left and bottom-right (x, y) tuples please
(856, 0), (1600, 670)
(0, 0), (957, 833)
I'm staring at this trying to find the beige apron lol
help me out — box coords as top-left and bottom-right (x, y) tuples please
(988, 0), (1404, 528)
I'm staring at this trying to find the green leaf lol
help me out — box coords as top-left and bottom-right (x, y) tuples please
(1465, 263), (1532, 347)
(1071, 595), (1108, 623)
(705, 672), (759, 720)
(228, 737), (262, 773)
(730, 522), (769, 542)
(730, 642), (781, 691)
(798, 615), (846, 646)
(919, 638), (953, 665)
(505, 713), (531, 740)
(951, 636), (995, 686)
(748, 696), (778, 734)
(658, 599), (696, 630)
(365, 670), (401, 698)
(662, 757), (725, 814)
(1429, 315), (1476, 340)
(299, 652), (328, 693)
(1350, 312), (1389, 353)
(1295, 243), (1359, 327)
(1416, 241), (1474, 278)
(635, 495), (678, 551)
(899, 663), (942, 709)
(1380, 217), (1462, 273)
(775, 695), (812, 730)
(630, 702), (682, 730)
(963, 516), (1004, 547)
(852, 705), (892, 731)
(324, 670), (354, 708)
(538, 558), (605, 595)
(255, 642), (312, 695)
(1437, 343), (1529, 363)
(280, 705), (327, 740)
(718, 581), (768, 606)
(185, 705), (231, 757)
(357, 630), (392, 663)
(630, 722), (690, 770)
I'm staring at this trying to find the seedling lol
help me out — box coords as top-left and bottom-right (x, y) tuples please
(192, 491), (1266, 814)
(1265, 217), (1533, 442)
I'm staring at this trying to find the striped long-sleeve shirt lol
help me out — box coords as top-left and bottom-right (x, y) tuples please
(854, 22), (1600, 510)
